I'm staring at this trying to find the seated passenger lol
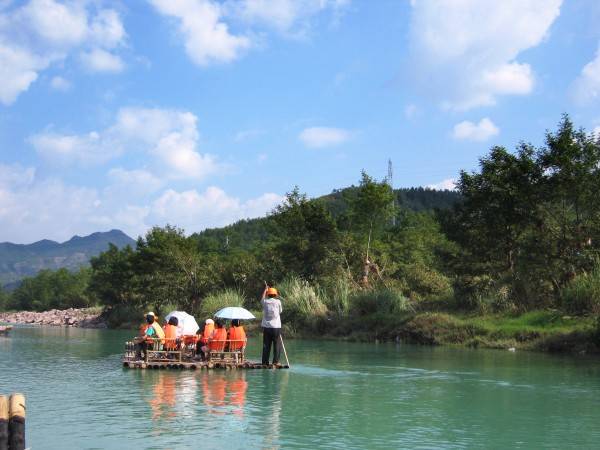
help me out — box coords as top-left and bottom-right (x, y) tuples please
(135, 312), (159, 359)
(228, 319), (247, 351)
(147, 312), (165, 345)
(208, 319), (227, 352)
(196, 318), (215, 361)
(164, 316), (180, 351)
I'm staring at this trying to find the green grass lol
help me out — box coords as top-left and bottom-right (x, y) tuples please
(462, 310), (593, 336)
(196, 289), (245, 319)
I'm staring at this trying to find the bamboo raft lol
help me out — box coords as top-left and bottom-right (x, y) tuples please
(122, 360), (288, 370)
(122, 339), (289, 370)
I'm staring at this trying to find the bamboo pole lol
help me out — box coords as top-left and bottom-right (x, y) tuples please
(9, 393), (25, 450)
(279, 335), (291, 368)
(0, 396), (8, 450)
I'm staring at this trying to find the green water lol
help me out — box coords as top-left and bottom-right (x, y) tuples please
(1, 326), (600, 449)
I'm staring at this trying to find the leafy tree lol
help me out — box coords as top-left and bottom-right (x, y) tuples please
(271, 187), (340, 279)
(11, 268), (95, 311)
(346, 171), (396, 236)
(89, 244), (137, 307)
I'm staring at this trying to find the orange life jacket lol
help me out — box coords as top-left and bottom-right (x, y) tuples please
(209, 328), (227, 351)
(201, 323), (215, 344)
(164, 324), (178, 350)
(228, 326), (246, 351)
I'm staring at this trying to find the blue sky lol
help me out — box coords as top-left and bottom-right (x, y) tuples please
(1, 0), (600, 243)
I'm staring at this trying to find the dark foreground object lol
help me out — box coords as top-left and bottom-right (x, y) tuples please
(0, 393), (25, 450)
(123, 359), (289, 370)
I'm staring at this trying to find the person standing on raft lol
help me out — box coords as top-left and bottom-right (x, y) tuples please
(261, 283), (283, 365)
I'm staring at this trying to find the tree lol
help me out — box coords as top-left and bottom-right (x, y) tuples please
(89, 244), (137, 307)
(346, 171), (396, 236)
(271, 187), (340, 279)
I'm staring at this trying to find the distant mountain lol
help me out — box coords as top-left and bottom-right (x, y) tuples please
(0, 229), (135, 287)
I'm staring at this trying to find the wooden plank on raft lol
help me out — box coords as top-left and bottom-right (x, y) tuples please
(9, 393), (25, 450)
(121, 359), (289, 370)
(0, 395), (8, 450)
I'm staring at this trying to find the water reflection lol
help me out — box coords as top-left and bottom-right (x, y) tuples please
(201, 372), (248, 417)
(140, 371), (250, 423)
(149, 373), (177, 420)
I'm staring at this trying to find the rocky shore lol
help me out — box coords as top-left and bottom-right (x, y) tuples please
(0, 308), (107, 328)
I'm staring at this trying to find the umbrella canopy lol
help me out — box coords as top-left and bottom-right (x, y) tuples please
(164, 311), (200, 335)
(214, 307), (256, 320)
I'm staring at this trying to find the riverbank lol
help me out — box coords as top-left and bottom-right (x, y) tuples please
(313, 310), (600, 354)
(0, 307), (107, 328)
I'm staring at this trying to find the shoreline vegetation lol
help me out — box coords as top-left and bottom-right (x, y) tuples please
(2, 116), (600, 354)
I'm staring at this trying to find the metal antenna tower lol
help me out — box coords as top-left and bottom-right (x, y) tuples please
(387, 159), (396, 226)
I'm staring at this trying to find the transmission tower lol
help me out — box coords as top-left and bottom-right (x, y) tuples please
(387, 159), (396, 226)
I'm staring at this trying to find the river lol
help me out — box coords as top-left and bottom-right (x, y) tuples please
(1, 326), (599, 449)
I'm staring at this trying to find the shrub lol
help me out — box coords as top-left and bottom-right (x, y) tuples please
(278, 276), (328, 330)
(321, 275), (353, 316)
(401, 263), (453, 301)
(349, 286), (412, 316)
(561, 267), (600, 315)
(196, 289), (245, 319)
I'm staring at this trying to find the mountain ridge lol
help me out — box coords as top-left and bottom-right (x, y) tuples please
(0, 229), (135, 287)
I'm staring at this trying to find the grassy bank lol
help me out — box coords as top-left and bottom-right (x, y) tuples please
(102, 278), (600, 355)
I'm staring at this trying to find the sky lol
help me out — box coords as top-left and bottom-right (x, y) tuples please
(1, 0), (600, 244)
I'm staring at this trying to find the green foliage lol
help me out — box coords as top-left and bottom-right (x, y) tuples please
(0, 285), (9, 311)
(446, 115), (600, 309)
(196, 289), (245, 319)
(345, 171), (395, 234)
(561, 265), (600, 315)
(348, 287), (412, 316)
(10, 268), (95, 311)
(89, 243), (137, 307)
(271, 188), (340, 279)
(278, 276), (328, 330)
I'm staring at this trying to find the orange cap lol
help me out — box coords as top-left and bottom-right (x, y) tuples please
(266, 287), (278, 297)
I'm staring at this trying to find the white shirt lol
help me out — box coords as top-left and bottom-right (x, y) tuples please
(261, 297), (282, 328)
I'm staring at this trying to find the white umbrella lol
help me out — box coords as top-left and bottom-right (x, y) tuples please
(214, 307), (256, 320)
(165, 311), (200, 336)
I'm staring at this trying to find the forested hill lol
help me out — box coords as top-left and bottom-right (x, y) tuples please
(0, 230), (135, 287)
(193, 186), (459, 252)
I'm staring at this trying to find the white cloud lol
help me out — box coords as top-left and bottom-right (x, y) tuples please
(0, 162), (283, 243)
(226, 0), (349, 34)
(80, 48), (125, 73)
(149, 0), (251, 66)
(0, 43), (48, 104)
(410, 0), (561, 110)
(452, 118), (499, 142)
(0, 0), (127, 104)
(149, 0), (350, 65)
(18, 0), (88, 47)
(0, 168), (101, 242)
(426, 178), (456, 191)
(149, 187), (282, 231)
(299, 126), (351, 148)
(0, 164), (35, 189)
(89, 9), (126, 49)
(572, 44), (600, 105)
(106, 168), (164, 195)
(29, 130), (113, 166)
(593, 126), (600, 137)
(49, 75), (70, 91)
(30, 107), (219, 180)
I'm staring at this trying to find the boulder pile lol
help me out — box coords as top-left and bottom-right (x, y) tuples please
(0, 308), (107, 328)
